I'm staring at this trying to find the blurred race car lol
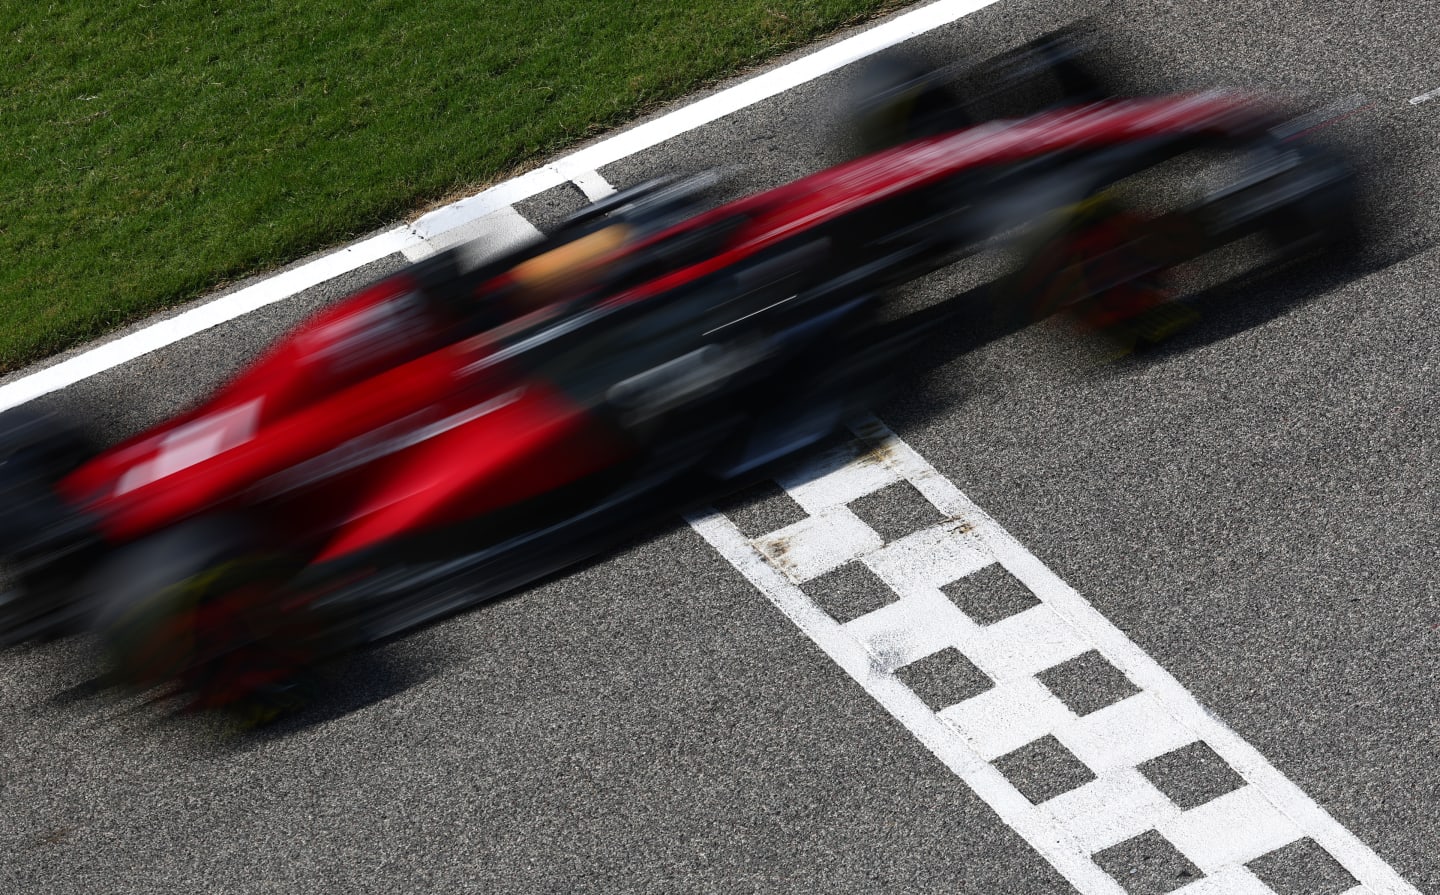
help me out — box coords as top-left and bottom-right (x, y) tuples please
(0, 33), (1359, 718)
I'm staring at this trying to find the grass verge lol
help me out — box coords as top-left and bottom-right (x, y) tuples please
(1, 0), (911, 372)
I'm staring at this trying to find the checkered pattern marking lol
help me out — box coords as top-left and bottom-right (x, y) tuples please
(688, 421), (1410, 895)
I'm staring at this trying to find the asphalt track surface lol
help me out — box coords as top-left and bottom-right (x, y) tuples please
(2, 1), (1436, 893)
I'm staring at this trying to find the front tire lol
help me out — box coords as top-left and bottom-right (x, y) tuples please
(0, 407), (101, 644)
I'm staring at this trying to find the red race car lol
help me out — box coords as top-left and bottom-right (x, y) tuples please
(0, 33), (1358, 718)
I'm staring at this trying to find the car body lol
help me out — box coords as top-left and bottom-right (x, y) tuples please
(0, 38), (1360, 715)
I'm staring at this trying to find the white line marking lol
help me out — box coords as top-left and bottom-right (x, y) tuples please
(570, 170), (618, 202)
(687, 420), (1419, 895)
(1409, 86), (1440, 105)
(1272, 92), (1369, 139)
(0, 227), (417, 412)
(0, 0), (1000, 413)
(412, 0), (1002, 238)
(401, 205), (543, 263)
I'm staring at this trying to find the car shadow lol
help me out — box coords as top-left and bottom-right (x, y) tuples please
(1107, 234), (1424, 373)
(210, 521), (685, 749)
(880, 220), (1428, 430)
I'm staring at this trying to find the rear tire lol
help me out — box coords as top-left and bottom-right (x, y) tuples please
(842, 53), (970, 157)
(999, 196), (1205, 332)
(1260, 143), (1359, 258)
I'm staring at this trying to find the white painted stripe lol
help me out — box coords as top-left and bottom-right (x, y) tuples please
(0, 0), (1000, 414)
(0, 226), (418, 413)
(686, 419), (1418, 895)
(570, 170), (618, 202)
(1408, 85), (1440, 105)
(401, 205), (543, 263)
(688, 508), (1131, 894)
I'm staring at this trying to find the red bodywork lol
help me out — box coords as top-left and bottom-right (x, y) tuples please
(56, 93), (1274, 564)
(61, 275), (635, 560)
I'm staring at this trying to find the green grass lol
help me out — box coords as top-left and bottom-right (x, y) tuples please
(0, 0), (909, 372)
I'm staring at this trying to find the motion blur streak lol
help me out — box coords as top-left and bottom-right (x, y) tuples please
(0, 31), (1366, 723)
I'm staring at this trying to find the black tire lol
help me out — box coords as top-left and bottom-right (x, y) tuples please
(1000, 197), (1199, 320)
(843, 53), (970, 157)
(0, 406), (95, 480)
(0, 407), (95, 548)
(1260, 143), (1359, 258)
(0, 407), (101, 644)
(87, 516), (332, 720)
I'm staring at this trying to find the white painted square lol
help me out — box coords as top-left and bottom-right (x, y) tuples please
(404, 205), (542, 263)
(776, 440), (902, 514)
(1170, 865), (1279, 895)
(844, 589), (976, 671)
(1046, 768), (1180, 854)
(750, 507), (883, 584)
(937, 677), (1073, 761)
(967, 604), (1091, 682)
(1053, 692), (1198, 774)
(568, 169), (617, 201)
(862, 521), (993, 597)
(1160, 786), (1302, 874)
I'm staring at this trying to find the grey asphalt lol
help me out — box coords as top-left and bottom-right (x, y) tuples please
(2, 1), (1436, 893)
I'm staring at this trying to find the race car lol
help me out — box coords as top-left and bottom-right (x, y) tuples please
(0, 33), (1360, 719)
